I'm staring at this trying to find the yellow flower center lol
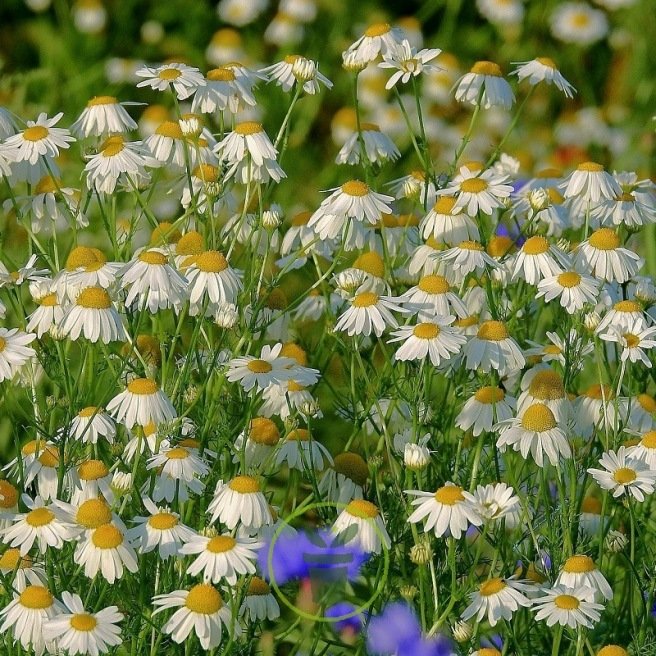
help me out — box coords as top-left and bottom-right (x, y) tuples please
(228, 475), (260, 493)
(589, 228), (620, 251)
(613, 468), (637, 485)
(287, 429), (310, 442)
(470, 61), (502, 76)
(235, 121), (263, 135)
(158, 68), (182, 80)
(66, 246), (106, 271)
(0, 480), (18, 508)
(459, 240), (485, 252)
(346, 499), (379, 518)
(341, 180), (369, 197)
(38, 292), (58, 307)
(479, 578), (507, 596)
(76, 498), (112, 528)
(92, 524), (123, 549)
(193, 164), (219, 182)
(207, 67), (236, 82)
(623, 333), (640, 349)
(641, 431), (656, 449)
(521, 403), (557, 432)
(291, 210), (312, 226)
(563, 555), (595, 573)
(487, 236), (514, 258)
(20, 586), (53, 609)
(206, 535), (236, 553)
(23, 126), (49, 142)
(418, 275), (450, 294)
(127, 378), (158, 395)
(165, 447), (190, 460)
(248, 577), (271, 596)
(523, 236), (549, 255)
(364, 22), (391, 37)
(529, 371), (565, 400)
(247, 359), (273, 374)
(70, 613), (98, 631)
(433, 196), (458, 214)
(352, 292), (379, 308)
(77, 287), (112, 309)
(195, 250), (228, 273)
(581, 496), (602, 515)
(148, 512), (179, 530)
(88, 95), (117, 106)
(79, 406), (100, 418)
(584, 384), (614, 400)
(434, 485), (464, 505)
(547, 187), (565, 205)
(614, 300), (641, 313)
(249, 417), (280, 445)
(26, 507), (55, 527)
(475, 386), (505, 404)
(155, 121), (183, 139)
(176, 231), (204, 256)
(78, 459), (109, 481)
(478, 650), (502, 656)
(460, 178), (488, 194)
(138, 250), (168, 266)
(101, 135), (125, 157)
(554, 594), (580, 610)
(353, 252), (385, 278)
(597, 646), (628, 656)
(638, 394), (656, 413)
(185, 584), (223, 614)
(477, 320), (509, 341)
(536, 57), (557, 69)
(557, 272), (581, 288)
(35, 176), (59, 195)
(334, 452), (369, 486)
(577, 161), (604, 173)
(413, 323), (440, 339)
(0, 549), (31, 570)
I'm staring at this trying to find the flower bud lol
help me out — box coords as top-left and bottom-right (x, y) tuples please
(404, 442), (431, 471)
(410, 540), (433, 565)
(529, 188), (550, 212)
(399, 584), (418, 602)
(583, 311), (601, 333)
(605, 529), (628, 553)
(452, 620), (473, 643)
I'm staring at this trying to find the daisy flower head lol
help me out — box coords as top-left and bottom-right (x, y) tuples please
(191, 66), (257, 114)
(464, 320), (526, 376)
(550, 2), (608, 45)
(0, 549), (46, 592)
(454, 61), (515, 110)
(185, 250), (242, 315)
(152, 584), (240, 649)
(135, 62), (205, 99)
(439, 240), (499, 284)
(146, 446), (209, 503)
(71, 459), (116, 506)
(600, 321), (656, 367)
(622, 393), (656, 433)
(69, 406), (116, 445)
(419, 195), (480, 245)
(60, 286), (127, 343)
(76, 520), (138, 583)
(627, 429), (656, 467)
(587, 446), (656, 501)
(536, 269), (599, 313)
(43, 592), (123, 656)
(84, 135), (150, 194)
(379, 39), (441, 89)
(574, 384), (619, 438)
(208, 476), (273, 529)
(262, 54), (333, 95)
(179, 533), (262, 584)
(517, 367), (572, 423)
(318, 451), (369, 504)
(232, 417), (280, 468)
(388, 317), (466, 367)
(512, 58), (576, 98)
(477, 0), (524, 25)
(143, 119), (188, 169)
(0, 479), (19, 523)
(562, 161), (622, 204)
(107, 378), (176, 428)
(592, 190), (656, 228)
(556, 555), (613, 601)
(596, 299), (646, 335)
(456, 386), (516, 436)
(275, 428), (333, 472)
(406, 483), (482, 539)
(331, 499), (390, 554)
(574, 228), (642, 283)
(335, 122), (400, 166)
(241, 577), (280, 621)
(471, 482), (521, 524)
(26, 288), (65, 338)
(226, 343), (297, 392)
(401, 274), (469, 321)
(6, 440), (61, 501)
(440, 166), (514, 216)
(0, 328), (37, 382)
(342, 22), (404, 68)
(495, 402), (571, 467)
(71, 96), (138, 138)
(461, 577), (533, 626)
(334, 291), (407, 337)
(510, 235), (567, 285)
(533, 584), (603, 628)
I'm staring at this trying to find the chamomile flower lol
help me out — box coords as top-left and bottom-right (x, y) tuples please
(185, 250), (242, 315)
(342, 23), (404, 67)
(379, 39), (441, 89)
(72, 459), (115, 505)
(226, 343), (296, 392)
(241, 577), (280, 621)
(275, 428), (333, 472)
(331, 499), (390, 554)
(107, 378), (176, 428)
(0, 549), (46, 592)
(471, 483), (521, 524)
(550, 2), (608, 45)
(152, 584), (239, 649)
(536, 270), (599, 313)
(191, 66), (257, 114)
(461, 577), (533, 626)
(456, 386), (516, 436)
(596, 299), (646, 335)
(464, 320), (526, 376)
(622, 394), (656, 432)
(26, 289), (64, 338)
(627, 429), (656, 467)
(144, 120), (187, 168)
(135, 62), (205, 99)
(61, 286), (127, 343)
(0, 328), (37, 381)
(512, 58), (576, 97)
(71, 96), (138, 137)
(439, 167), (513, 216)
(262, 55), (333, 95)
(455, 61), (514, 110)
(146, 446), (209, 503)
(0, 480), (19, 526)
(419, 196), (480, 245)
(400, 274), (469, 321)
(84, 135), (150, 194)
(318, 452), (368, 504)
(533, 585), (603, 628)
(388, 318), (466, 366)
(574, 228), (642, 283)
(592, 191), (656, 228)
(517, 368), (572, 424)
(5, 441), (61, 501)
(496, 403), (571, 467)
(556, 556), (613, 602)
(69, 406), (116, 445)
(43, 592), (123, 655)
(563, 162), (622, 204)
(334, 291), (406, 337)
(574, 384), (620, 439)
(600, 321), (656, 367)
(335, 123), (400, 166)
(76, 521), (138, 583)
(587, 446), (656, 501)
(179, 533), (262, 584)
(511, 236), (566, 285)
(208, 476), (273, 529)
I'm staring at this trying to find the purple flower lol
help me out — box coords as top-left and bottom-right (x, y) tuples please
(325, 602), (365, 634)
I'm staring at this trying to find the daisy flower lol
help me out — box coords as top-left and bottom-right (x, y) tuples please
(179, 533), (262, 584)
(512, 58), (575, 97)
(144, 120), (187, 168)
(5, 440), (61, 501)
(226, 343), (296, 392)
(379, 39), (441, 89)
(335, 123), (400, 166)
(517, 368), (572, 424)
(331, 499), (390, 554)
(262, 55), (333, 95)
(84, 135), (150, 194)
(627, 429), (656, 467)
(60, 286), (127, 343)
(592, 191), (656, 228)
(536, 269), (599, 313)
(439, 167), (514, 216)
(275, 428), (333, 472)
(623, 393), (656, 433)
(135, 62), (205, 99)
(456, 386), (516, 436)
(318, 452), (369, 504)
(574, 228), (642, 283)
(461, 577), (533, 626)
(232, 417), (281, 468)
(0, 549), (46, 592)
(107, 378), (176, 428)
(72, 459), (115, 505)
(43, 592), (123, 656)
(406, 483), (482, 539)
(69, 406), (116, 445)
(26, 289), (65, 337)
(388, 169), (437, 207)
(0, 585), (63, 656)
(587, 446), (656, 501)
(152, 584), (239, 649)
(240, 577), (280, 621)
(342, 22), (404, 67)
(600, 321), (656, 367)
(550, 2), (608, 45)
(419, 196), (480, 245)
(454, 61), (514, 110)
(574, 384), (620, 439)
(471, 482), (521, 525)
(596, 299), (646, 335)
(400, 274), (469, 321)
(510, 236), (566, 285)
(191, 66), (257, 114)
(556, 555), (613, 602)
(334, 291), (407, 337)
(533, 585), (603, 628)
(388, 317), (466, 366)
(146, 446), (209, 503)
(0, 328), (36, 382)
(75, 521), (138, 583)
(185, 250), (242, 315)
(495, 403), (571, 467)
(71, 96), (137, 137)
(463, 320), (526, 376)
(562, 162), (622, 204)
(208, 476), (273, 529)
(127, 497), (195, 558)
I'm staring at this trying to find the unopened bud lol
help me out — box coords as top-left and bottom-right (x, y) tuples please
(452, 620), (473, 643)
(605, 529), (628, 553)
(410, 540), (433, 565)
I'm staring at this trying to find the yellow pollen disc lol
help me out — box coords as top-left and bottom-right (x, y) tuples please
(78, 406), (100, 418)
(458, 240), (484, 252)
(26, 507), (55, 527)
(479, 578), (507, 596)
(554, 594), (580, 610)
(523, 236), (549, 255)
(360, 122), (381, 132)
(346, 499), (379, 518)
(265, 288), (288, 310)
(418, 275), (450, 294)
(536, 57), (557, 69)
(460, 178), (488, 193)
(581, 496), (602, 514)
(284, 54), (300, 64)
(572, 12), (590, 27)
(577, 161), (604, 172)
(454, 315), (478, 328)
(185, 584), (223, 614)
(287, 429), (310, 442)
(537, 168), (562, 178)
(487, 236), (514, 258)
(101, 136), (125, 157)
(434, 485), (464, 505)
(280, 342), (307, 366)
(70, 613), (97, 632)
(92, 524), (123, 549)
(127, 378), (158, 395)
(76, 287), (112, 310)
(287, 380), (305, 392)
(155, 121), (183, 139)
(235, 121), (263, 135)
(23, 125), (49, 141)
(143, 422), (157, 437)
(158, 68), (182, 80)
(623, 333), (640, 348)
(557, 272), (581, 288)
(521, 403), (557, 432)
(543, 345), (562, 355)
(563, 555), (595, 573)
(475, 386), (505, 404)
(88, 95), (117, 106)
(207, 67), (236, 82)
(352, 292), (379, 308)
(425, 237), (446, 251)
(353, 252), (385, 278)
(638, 395), (656, 415)
(0, 480), (18, 508)
(641, 431), (656, 449)
(613, 300), (641, 313)
(413, 323), (440, 339)
(433, 196), (458, 214)
(39, 448), (59, 467)
(342, 180), (369, 197)
(478, 650), (502, 656)
(547, 187), (565, 204)
(176, 231), (204, 256)
(470, 61), (502, 76)
(0, 549), (31, 570)
(165, 447), (190, 461)
(249, 417), (280, 446)
(584, 384), (614, 400)
(0, 337), (7, 352)
(138, 250), (168, 266)
(20, 586), (53, 609)
(35, 176), (59, 195)
(66, 246), (104, 271)
(291, 210), (312, 226)
(247, 359), (273, 374)
(206, 535), (236, 553)
(78, 460), (109, 481)
(588, 228), (620, 251)
(248, 577), (270, 595)
(76, 498), (112, 528)
(364, 22), (391, 37)
(597, 647), (628, 656)
(193, 164), (219, 182)
(179, 438), (200, 449)
(334, 452), (368, 486)
(477, 320), (509, 341)
(462, 160), (484, 171)
(38, 292), (58, 307)
(195, 250), (228, 273)
(529, 371), (565, 400)
(613, 468), (637, 485)
(229, 476), (260, 493)
(618, 192), (635, 202)
(149, 512), (178, 530)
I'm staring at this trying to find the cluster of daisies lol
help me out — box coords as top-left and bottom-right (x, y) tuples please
(0, 12), (654, 656)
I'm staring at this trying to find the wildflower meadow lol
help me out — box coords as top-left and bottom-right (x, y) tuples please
(0, 0), (655, 654)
